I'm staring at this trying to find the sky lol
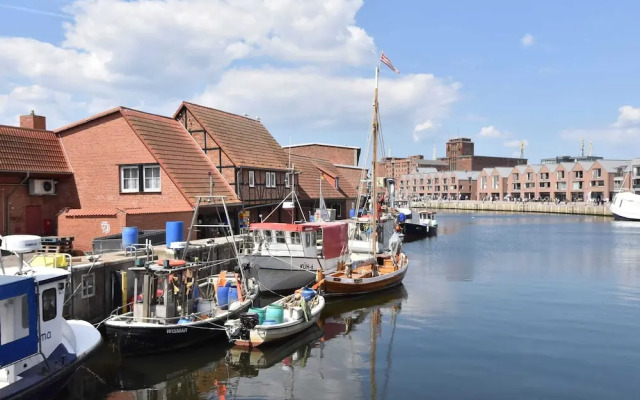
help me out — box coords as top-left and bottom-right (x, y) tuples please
(1, 0), (640, 165)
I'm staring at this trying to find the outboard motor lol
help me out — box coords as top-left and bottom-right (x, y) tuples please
(238, 312), (259, 340)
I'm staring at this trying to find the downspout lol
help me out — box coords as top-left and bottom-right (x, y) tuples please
(6, 172), (30, 235)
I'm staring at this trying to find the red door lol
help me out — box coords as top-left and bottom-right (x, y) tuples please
(25, 205), (42, 235)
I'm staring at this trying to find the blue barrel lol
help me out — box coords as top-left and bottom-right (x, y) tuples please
(166, 221), (184, 245)
(302, 288), (316, 301)
(228, 286), (239, 304)
(249, 307), (266, 324)
(349, 209), (356, 218)
(398, 213), (406, 223)
(266, 304), (284, 324)
(217, 286), (230, 310)
(122, 227), (138, 249)
(177, 318), (191, 324)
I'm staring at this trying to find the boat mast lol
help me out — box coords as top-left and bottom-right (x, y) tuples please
(371, 66), (380, 255)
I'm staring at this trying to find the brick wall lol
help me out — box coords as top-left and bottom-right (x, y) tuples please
(59, 112), (192, 210)
(1, 175), (79, 235)
(58, 213), (125, 251)
(125, 211), (192, 240)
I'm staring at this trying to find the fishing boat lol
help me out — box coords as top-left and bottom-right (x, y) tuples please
(224, 288), (325, 347)
(104, 260), (259, 356)
(0, 235), (102, 400)
(396, 208), (437, 241)
(315, 55), (409, 297)
(239, 221), (348, 292)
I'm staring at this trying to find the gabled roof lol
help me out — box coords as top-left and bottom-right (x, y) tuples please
(559, 162), (576, 171)
(527, 164), (543, 173)
(514, 165), (528, 173)
(56, 107), (239, 205)
(283, 143), (360, 150)
(178, 102), (288, 170)
(452, 171), (480, 180)
(0, 125), (71, 174)
(311, 159), (358, 198)
(480, 168), (494, 176)
(595, 160), (629, 173)
(290, 154), (350, 200)
(577, 161), (594, 171)
(494, 167), (513, 177)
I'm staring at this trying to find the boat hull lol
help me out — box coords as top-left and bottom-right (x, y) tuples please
(610, 192), (640, 221)
(322, 263), (408, 298)
(0, 337), (101, 400)
(240, 255), (338, 292)
(105, 302), (252, 356)
(401, 222), (430, 241)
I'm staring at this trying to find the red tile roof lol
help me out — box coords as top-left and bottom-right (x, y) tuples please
(0, 125), (71, 174)
(290, 154), (354, 200)
(63, 208), (118, 217)
(311, 158), (359, 198)
(179, 102), (289, 170)
(56, 107), (240, 206)
(120, 108), (240, 205)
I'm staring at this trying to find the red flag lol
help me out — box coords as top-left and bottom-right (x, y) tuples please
(380, 52), (399, 74)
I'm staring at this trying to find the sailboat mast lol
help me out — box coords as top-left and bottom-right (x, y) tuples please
(371, 66), (380, 255)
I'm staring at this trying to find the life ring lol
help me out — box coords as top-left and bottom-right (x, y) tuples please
(156, 259), (187, 267)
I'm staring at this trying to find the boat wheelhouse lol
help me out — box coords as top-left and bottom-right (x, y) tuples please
(239, 222), (348, 292)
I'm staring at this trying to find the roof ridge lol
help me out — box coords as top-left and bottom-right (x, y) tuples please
(120, 107), (178, 121)
(183, 101), (262, 123)
(0, 124), (54, 134)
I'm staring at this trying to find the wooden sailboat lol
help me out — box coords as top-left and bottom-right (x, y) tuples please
(315, 56), (409, 297)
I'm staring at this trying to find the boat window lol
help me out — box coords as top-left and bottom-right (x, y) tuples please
(264, 230), (273, 242)
(290, 232), (301, 244)
(0, 294), (30, 345)
(81, 273), (95, 299)
(42, 288), (57, 322)
(276, 230), (286, 244)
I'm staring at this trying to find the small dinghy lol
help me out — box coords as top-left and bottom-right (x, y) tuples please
(225, 288), (325, 348)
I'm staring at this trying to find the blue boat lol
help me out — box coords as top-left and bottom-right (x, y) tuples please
(0, 263), (102, 400)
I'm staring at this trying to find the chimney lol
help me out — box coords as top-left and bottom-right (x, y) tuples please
(19, 110), (47, 130)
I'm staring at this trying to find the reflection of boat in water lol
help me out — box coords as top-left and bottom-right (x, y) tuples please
(320, 284), (408, 341)
(226, 324), (323, 376)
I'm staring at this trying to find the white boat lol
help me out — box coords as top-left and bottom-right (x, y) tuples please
(610, 191), (640, 221)
(239, 221), (348, 292)
(0, 235), (102, 400)
(224, 289), (325, 347)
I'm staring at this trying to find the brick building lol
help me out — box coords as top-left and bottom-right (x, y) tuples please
(398, 169), (479, 201)
(440, 137), (527, 171)
(379, 155), (448, 182)
(55, 107), (240, 251)
(175, 102), (296, 224)
(0, 113), (75, 236)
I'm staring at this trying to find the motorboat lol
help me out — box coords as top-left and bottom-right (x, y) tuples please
(610, 191), (640, 221)
(0, 235), (102, 400)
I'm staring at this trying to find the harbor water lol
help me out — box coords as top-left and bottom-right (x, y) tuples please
(58, 212), (640, 399)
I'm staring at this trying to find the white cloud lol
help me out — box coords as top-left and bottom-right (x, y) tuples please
(478, 125), (506, 138)
(560, 105), (640, 156)
(0, 0), (460, 150)
(411, 120), (442, 142)
(521, 33), (535, 47)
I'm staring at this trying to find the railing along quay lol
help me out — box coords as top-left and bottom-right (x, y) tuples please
(411, 200), (613, 217)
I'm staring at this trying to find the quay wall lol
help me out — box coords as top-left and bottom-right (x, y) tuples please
(65, 236), (241, 323)
(411, 200), (613, 217)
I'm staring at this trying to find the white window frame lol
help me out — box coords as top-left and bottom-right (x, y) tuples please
(143, 165), (161, 192)
(249, 171), (255, 187)
(285, 172), (291, 188)
(120, 165), (139, 193)
(266, 172), (276, 188)
(81, 273), (96, 299)
(334, 177), (339, 190)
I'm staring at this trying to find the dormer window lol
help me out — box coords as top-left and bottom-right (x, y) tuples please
(334, 177), (339, 190)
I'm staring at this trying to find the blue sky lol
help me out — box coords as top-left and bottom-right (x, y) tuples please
(1, 0), (639, 164)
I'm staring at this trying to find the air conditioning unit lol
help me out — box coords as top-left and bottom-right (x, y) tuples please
(29, 179), (56, 195)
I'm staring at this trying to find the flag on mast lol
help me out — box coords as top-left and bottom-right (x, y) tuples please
(380, 52), (399, 74)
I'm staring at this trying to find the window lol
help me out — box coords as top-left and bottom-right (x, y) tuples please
(0, 295), (29, 345)
(275, 231), (286, 243)
(42, 288), (57, 322)
(121, 166), (139, 192)
(526, 172), (533, 181)
(290, 232), (301, 244)
(81, 273), (95, 299)
(285, 173), (291, 188)
(492, 176), (499, 189)
(143, 165), (161, 192)
(334, 177), (339, 190)
(557, 171), (565, 180)
(249, 171), (255, 187)
(592, 169), (602, 178)
(575, 171), (583, 179)
(264, 230), (272, 242)
(120, 164), (161, 193)
(481, 176), (487, 190)
(513, 173), (519, 180)
(265, 172), (276, 188)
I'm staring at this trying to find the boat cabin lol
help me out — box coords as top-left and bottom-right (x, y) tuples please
(130, 260), (197, 323)
(244, 222), (348, 259)
(418, 211), (436, 223)
(0, 270), (72, 390)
